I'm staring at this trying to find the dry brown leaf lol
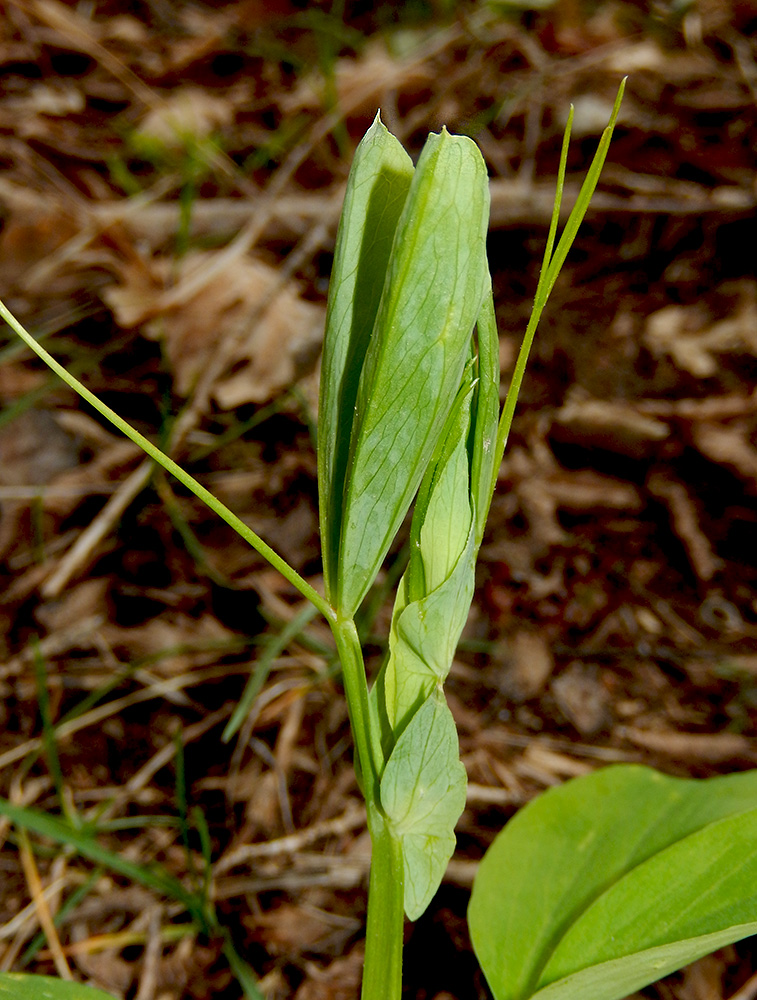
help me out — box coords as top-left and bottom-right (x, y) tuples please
(280, 39), (432, 117)
(542, 469), (644, 512)
(137, 87), (234, 150)
(42, 440), (142, 519)
(2, 81), (85, 121)
(104, 250), (324, 406)
(640, 389), (757, 421)
(0, 410), (80, 488)
(718, 653), (757, 676)
(497, 630), (554, 703)
(551, 662), (612, 736)
(0, 202), (79, 292)
(34, 577), (109, 636)
(255, 903), (351, 956)
(519, 743), (594, 781)
(293, 947), (364, 1000)
(101, 614), (236, 670)
(679, 954), (727, 1000)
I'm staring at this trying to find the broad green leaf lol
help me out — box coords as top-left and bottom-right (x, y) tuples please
(529, 923), (757, 1000)
(318, 113), (414, 604)
(336, 127), (490, 617)
(380, 690), (467, 920)
(0, 974), (116, 1000)
(469, 764), (757, 1000)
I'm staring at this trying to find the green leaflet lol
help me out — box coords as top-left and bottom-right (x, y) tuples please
(373, 367), (482, 920)
(0, 974), (116, 1000)
(380, 690), (467, 921)
(468, 764), (757, 1000)
(318, 113), (414, 607)
(380, 395), (476, 738)
(381, 516), (476, 742)
(334, 126), (490, 617)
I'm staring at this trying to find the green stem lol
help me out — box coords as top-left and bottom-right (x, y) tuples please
(362, 804), (404, 1000)
(0, 298), (333, 623)
(331, 621), (403, 1000)
(331, 616), (384, 796)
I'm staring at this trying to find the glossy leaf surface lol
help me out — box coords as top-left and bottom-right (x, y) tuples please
(469, 764), (757, 1000)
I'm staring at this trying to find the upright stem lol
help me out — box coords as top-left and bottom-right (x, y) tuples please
(362, 804), (405, 1000)
(330, 618), (404, 1000)
(331, 616), (384, 797)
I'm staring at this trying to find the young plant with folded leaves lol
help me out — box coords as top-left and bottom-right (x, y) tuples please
(3, 79), (757, 1000)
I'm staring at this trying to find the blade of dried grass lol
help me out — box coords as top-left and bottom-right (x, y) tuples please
(17, 828), (71, 981)
(19, 871), (101, 968)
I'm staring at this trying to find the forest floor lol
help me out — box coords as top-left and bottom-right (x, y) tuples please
(1, 1), (757, 998)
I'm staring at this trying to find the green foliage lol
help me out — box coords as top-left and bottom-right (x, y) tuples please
(318, 113), (491, 618)
(320, 113), (498, 922)
(318, 114), (414, 608)
(380, 690), (467, 919)
(0, 973), (116, 1000)
(469, 764), (757, 1000)
(378, 368), (477, 738)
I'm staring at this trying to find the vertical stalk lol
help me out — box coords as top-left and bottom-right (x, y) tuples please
(362, 804), (405, 1000)
(330, 618), (404, 1000)
(331, 616), (384, 797)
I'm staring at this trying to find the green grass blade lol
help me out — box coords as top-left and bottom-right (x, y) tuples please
(32, 645), (70, 823)
(0, 800), (267, 998)
(538, 79), (626, 306)
(221, 932), (267, 1000)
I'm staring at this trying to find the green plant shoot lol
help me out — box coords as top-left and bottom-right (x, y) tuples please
(12, 80), (757, 1000)
(319, 115), (490, 620)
